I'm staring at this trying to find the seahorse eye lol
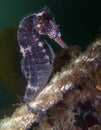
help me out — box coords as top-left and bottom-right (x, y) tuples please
(36, 22), (42, 29)
(36, 21), (46, 34)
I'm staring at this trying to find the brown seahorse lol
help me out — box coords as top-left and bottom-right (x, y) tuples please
(17, 6), (67, 118)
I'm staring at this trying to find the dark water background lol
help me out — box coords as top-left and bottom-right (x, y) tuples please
(0, 0), (101, 118)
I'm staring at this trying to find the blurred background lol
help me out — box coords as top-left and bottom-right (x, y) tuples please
(0, 0), (101, 118)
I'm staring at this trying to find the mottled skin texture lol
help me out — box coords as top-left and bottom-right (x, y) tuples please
(17, 7), (67, 117)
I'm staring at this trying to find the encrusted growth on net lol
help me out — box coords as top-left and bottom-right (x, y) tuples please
(0, 40), (101, 129)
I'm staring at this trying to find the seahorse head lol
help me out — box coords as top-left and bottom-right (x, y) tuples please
(33, 6), (68, 48)
(33, 7), (60, 38)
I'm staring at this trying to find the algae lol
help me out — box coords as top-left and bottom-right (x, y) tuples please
(0, 27), (25, 95)
(0, 27), (26, 103)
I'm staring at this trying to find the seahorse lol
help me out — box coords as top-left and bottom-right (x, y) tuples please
(17, 6), (67, 117)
